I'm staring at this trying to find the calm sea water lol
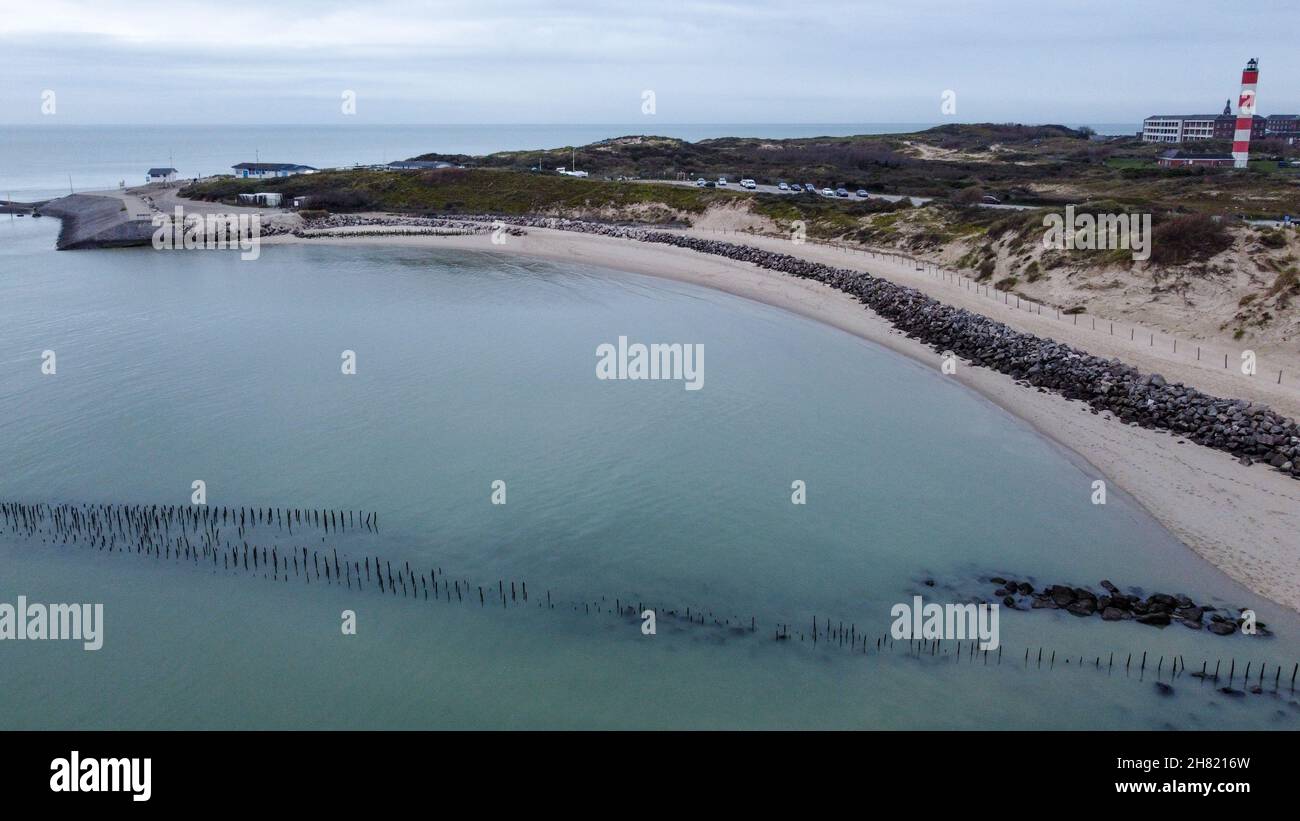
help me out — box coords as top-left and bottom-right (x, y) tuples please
(0, 216), (1291, 729)
(0, 123), (1139, 202)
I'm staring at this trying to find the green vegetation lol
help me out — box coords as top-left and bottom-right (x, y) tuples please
(753, 193), (912, 240)
(182, 168), (739, 221)
(1148, 214), (1234, 266)
(390, 123), (1300, 218)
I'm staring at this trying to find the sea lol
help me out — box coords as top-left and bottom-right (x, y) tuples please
(0, 123), (1140, 203)
(1, 204), (1296, 729)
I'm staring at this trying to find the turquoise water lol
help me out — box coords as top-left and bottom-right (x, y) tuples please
(0, 215), (1295, 729)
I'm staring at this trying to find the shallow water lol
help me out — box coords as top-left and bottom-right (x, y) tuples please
(1, 216), (1296, 729)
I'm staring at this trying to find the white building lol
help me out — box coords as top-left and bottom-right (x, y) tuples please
(237, 192), (283, 207)
(1141, 115), (1219, 143)
(232, 163), (316, 179)
(146, 167), (178, 183)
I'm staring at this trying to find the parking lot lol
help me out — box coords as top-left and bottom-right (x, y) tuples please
(653, 178), (1034, 210)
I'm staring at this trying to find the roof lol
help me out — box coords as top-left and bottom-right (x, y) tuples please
(1145, 114), (1264, 121)
(1267, 114), (1300, 121)
(231, 163), (316, 171)
(147, 167), (177, 175)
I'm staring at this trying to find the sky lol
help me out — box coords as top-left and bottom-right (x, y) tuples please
(1, 0), (1297, 125)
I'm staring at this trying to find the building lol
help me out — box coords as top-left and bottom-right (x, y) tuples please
(1142, 114), (1219, 143)
(1143, 111), (1273, 143)
(1212, 112), (1265, 140)
(386, 160), (454, 170)
(1142, 58), (1291, 151)
(237, 192), (283, 207)
(1156, 149), (1235, 168)
(231, 163), (316, 179)
(1266, 114), (1300, 143)
(146, 167), (178, 183)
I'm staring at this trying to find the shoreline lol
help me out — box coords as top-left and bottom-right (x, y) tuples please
(263, 227), (1300, 615)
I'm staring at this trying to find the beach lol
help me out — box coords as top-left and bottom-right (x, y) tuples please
(261, 225), (1300, 614)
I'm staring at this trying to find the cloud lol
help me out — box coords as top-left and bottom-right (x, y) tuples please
(1, 0), (1296, 124)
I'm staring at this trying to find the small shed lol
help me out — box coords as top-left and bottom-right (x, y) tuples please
(237, 192), (283, 207)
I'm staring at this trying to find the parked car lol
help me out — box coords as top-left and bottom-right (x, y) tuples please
(717, 177), (728, 186)
(821, 188), (835, 196)
(856, 189), (869, 198)
(835, 188), (849, 197)
(804, 183), (816, 192)
(740, 179), (757, 189)
(777, 182), (789, 190)
(695, 178), (707, 187)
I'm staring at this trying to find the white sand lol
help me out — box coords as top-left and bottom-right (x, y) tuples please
(262, 227), (1300, 613)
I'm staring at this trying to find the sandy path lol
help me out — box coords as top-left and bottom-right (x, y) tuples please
(261, 227), (1300, 614)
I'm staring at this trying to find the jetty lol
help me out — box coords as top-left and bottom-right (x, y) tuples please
(36, 194), (154, 250)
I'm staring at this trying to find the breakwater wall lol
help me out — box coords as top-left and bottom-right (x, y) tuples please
(37, 194), (155, 250)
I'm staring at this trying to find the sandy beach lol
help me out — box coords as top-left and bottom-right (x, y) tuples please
(263, 225), (1300, 614)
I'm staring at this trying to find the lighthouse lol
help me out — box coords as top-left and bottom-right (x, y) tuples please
(1232, 58), (1259, 169)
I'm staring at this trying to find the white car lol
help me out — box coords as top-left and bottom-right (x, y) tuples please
(777, 182), (789, 190)
(740, 179), (756, 189)
(717, 177), (728, 186)
(821, 188), (835, 197)
(695, 178), (707, 187)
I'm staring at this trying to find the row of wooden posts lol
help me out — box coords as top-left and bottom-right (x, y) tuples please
(2, 500), (1297, 702)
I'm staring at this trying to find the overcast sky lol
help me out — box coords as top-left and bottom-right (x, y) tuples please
(1, 0), (1296, 124)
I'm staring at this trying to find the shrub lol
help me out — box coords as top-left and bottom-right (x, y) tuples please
(1258, 229), (1287, 249)
(1148, 214), (1233, 266)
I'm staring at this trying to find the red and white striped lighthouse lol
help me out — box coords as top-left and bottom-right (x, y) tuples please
(1232, 58), (1259, 169)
